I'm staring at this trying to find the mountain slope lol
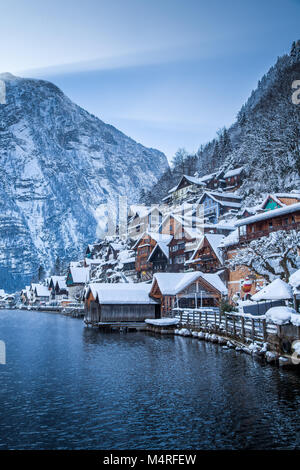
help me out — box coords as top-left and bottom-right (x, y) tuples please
(143, 40), (300, 205)
(0, 73), (168, 290)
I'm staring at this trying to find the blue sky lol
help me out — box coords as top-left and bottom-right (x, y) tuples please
(1, 0), (300, 161)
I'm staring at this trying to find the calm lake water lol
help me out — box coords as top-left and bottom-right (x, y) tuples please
(0, 309), (300, 450)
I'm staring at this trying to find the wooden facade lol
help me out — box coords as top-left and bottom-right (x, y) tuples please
(188, 236), (223, 273)
(134, 233), (157, 280)
(238, 208), (300, 242)
(84, 290), (159, 324)
(150, 275), (224, 317)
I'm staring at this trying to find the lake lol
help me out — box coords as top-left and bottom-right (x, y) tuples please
(0, 309), (300, 450)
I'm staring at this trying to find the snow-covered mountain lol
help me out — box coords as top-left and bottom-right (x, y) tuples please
(0, 73), (168, 290)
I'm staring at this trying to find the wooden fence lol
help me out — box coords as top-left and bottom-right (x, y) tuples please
(172, 308), (278, 343)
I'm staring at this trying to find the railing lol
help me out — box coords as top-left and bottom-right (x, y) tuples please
(172, 308), (278, 343)
(240, 222), (300, 242)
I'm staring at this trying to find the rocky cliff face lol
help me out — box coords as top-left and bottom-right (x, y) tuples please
(0, 73), (168, 290)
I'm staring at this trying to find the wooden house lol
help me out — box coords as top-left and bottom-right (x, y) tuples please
(198, 191), (242, 224)
(167, 175), (206, 205)
(222, 203), (300, 302)
(128, 205), (164, 240)
(84, 283), (160, 325)
(236, 202), (300, 243)
(260, 193), (300, 212)
(133, 231), (172, 280)
(159, 211), (203, 270)
(49, 276), (68, 300)
(33, 284), (50, 304)
(186, 233), (225, 273)
(150, 272), (227, 316)
(223, 167), (244, 191)
(66, 266), (90, 299)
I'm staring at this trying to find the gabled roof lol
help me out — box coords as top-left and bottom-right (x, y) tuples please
(34, 284), (50, 297)
(69, 266), (90, 284)
(188, 233), (225, 264)
(56, 278), (67, 290)
(223, 167), (244, 178)
(251, 278), (293, 301)
(236, 202), (300, 226)
(169, 174), (206, 194)
(260, 193), (300, 210)
(86, 282), (158, 304)
(158, 212), (204, 240)
(198, 191), (242, 208)
(147, 238), (172, 262)
(133, 231), (172, 249)
(151, 272), (227, 296)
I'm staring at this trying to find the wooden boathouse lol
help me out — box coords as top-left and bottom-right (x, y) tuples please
(84, 282), (160, 329)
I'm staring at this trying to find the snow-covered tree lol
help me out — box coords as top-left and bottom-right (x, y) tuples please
(227, 230), (300, 283)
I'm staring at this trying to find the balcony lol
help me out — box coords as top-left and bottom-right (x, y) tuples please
(239, 221), (300, 242)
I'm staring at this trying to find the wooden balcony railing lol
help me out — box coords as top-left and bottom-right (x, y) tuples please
(240, 221), (300, 242)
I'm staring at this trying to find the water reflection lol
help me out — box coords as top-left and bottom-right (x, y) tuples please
(0, 310), (300, 449)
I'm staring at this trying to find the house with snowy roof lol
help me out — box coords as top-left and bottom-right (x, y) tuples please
(84, 282), (160, 326)
(66, 266), (90, 299)
(186, 233), (225, 273)
(49, 276), (68, 300)
(127, 205), (164, 240)
(133, 231), (173, 281)
(149, 272), (227, 316)
(260, 193), (300, 212)
(220, 203), (300, 302)
(197, 191), (242, 224)
(32, 284), (51, 304)
(236, 201), (300, 242)
(165, 174), (206, 205)
(159, 210), (204, 270)
(222, 167), (244, 191)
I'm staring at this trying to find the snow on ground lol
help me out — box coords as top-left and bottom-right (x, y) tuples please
(265, 306), (298, 325)
(145, 318), (178, 326)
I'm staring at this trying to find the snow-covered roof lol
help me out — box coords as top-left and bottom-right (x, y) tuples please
(70, 266), (90, 284)
(148, 239), (171, 262)
(274, 193), (300, 199)
(198, 191), (242, 208)
(223, 167), (244, 178)
(34, 284), (50, 297)
(188, 233), (224, 264)
(50, 275), (65, 286)
(152, 272), (227, 296)
(289, 269), (300, 289)
(237, 202), (300, 226)
(218, 228), (239, 248)
(87, 282), (158, 304)
(133, 231), (172, 249)
(84, 257), (103, 266)
(266, 306), (299, 326)
(251, 278), (293, 301)
(56, 278), (67, 290)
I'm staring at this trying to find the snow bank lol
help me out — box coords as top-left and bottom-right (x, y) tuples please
(145, 318), (178, 326)
(252, 278), (293, 301)
(265, 306), (297, 325)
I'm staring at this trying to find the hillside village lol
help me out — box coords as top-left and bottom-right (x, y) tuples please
(13, 164), (300, 325)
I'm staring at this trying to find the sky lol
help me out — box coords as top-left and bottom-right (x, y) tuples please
(1, 0), (300, 161)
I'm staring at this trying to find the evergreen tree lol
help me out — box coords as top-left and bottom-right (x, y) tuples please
(38, 265), (46, 282)
(54, 256), (61, 275)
